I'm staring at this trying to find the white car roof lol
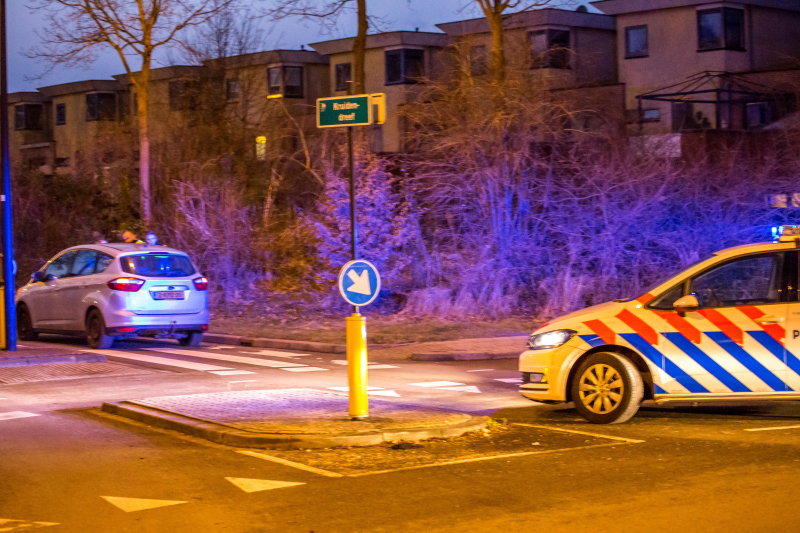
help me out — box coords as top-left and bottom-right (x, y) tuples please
(64, 243), (189, 257)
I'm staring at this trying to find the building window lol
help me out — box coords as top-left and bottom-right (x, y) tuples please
(55, 157), (69, 168)
(698, 8), (744, 51)
(385, 49), (425, 85)
(86, 93), (116, 121)
(14, 104), (43, 131)
(55, 103), (66, 125)
(529, 29), (571, 69)
(625, 25), (648, 58)
(335, 63), (352, 92)
(226, 79), (240, 100)
(470, 45), (487, 75)
(746, 102), (769, 129)
(641, 108), (660, 122)
(267, 66), (304, 98)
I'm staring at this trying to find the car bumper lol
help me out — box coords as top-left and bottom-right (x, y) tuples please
(104, 309), (210, 332)
(518, 340), (587, 403)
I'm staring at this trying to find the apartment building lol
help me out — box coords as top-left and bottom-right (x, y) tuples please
(310, 31), (448, 153)
(8, 91), (51, 173)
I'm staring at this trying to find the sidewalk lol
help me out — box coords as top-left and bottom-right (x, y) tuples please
(103, 388), (488, 449)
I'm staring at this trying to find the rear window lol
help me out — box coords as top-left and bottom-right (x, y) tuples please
(120, 254), (196, 278)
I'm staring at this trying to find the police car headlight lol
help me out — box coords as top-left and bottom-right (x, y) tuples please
(528, 329), (576, 350)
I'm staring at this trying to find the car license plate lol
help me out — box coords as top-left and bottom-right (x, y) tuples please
(154, 291), (184, 300)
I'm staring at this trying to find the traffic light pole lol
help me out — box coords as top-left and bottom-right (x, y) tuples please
(0, 0), (16, 351)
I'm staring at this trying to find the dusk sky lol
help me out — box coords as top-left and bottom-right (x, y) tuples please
(9, 0), (591, 93)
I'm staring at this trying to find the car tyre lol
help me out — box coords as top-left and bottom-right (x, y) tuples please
(86, 309), (114, 350)
(17, 304), (38, 341)
(179, 332), (203, 347)
(571, 352), (643, 424)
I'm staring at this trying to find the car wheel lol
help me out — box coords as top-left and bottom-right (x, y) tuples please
(179, 332), (203, 347)
(85, 309), (114, 350)
(17, 304), (38, 341)
(571, 352), (643, 424)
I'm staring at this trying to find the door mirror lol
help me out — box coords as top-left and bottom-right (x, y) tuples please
(31, 271), (45, 283)
(673, 294), (699, 317)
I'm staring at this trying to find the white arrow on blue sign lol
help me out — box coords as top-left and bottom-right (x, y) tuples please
(338, 260), (381, 307)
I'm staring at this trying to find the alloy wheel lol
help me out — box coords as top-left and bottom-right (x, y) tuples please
(578, 363), (624, 414)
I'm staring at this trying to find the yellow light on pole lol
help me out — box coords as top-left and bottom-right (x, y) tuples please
(346, 314), (368, 418)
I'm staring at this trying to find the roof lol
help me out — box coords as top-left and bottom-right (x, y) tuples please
(591, 0), (800, 15)
(8, 92), (49, 104)
(309, 31), (449, 56)
(67, 243), (188, 256)
(113, 65), (210, 85)
(204, 49), (329, 69)
(37, 80), (122, 97)
(436, 7), (614, 36)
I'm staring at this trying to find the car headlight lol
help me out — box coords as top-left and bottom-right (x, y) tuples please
(528, 329), (577, 350)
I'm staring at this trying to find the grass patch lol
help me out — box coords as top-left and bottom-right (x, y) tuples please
(209, 315), (540, 345)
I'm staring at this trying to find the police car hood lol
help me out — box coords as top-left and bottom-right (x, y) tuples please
(542, 300), (625, 331)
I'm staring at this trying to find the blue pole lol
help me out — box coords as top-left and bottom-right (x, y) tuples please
(0, 0), (16, 351)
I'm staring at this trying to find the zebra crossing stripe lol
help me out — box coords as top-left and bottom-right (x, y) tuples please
(706, 331), (788, 392)
(620, 333), (709, 393)
(664, 332), (750, 393)
(697, 309), (744, 345)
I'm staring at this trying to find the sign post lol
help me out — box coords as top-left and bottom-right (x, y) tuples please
(0, 0), (15, 351)
(317, 92), (385, 418)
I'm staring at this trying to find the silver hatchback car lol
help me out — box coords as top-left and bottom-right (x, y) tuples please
(15, 243), (209, 349)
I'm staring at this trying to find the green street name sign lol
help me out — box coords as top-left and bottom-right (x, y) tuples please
(316, 94), (385, 128)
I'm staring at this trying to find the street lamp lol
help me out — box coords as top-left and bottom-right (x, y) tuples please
(0, 0), (17, 351)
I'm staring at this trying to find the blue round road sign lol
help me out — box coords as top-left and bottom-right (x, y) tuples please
(338, 260), (381, 307)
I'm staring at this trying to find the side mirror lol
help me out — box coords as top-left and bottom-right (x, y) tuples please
(31, 271), (46, 283)
(673, 294), (699, 317)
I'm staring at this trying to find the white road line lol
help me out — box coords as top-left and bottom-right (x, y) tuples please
(282, 367), (328, 372)
(228, 380), (258, 384)
(0, 411), (39, 421)
(208, 370), (257, 376)
(409, 381), (465, 388)
(513, 423), (646, 444)
(237, 450), (344, 478)
(744, 425), (800, 432)
(90, 350), (232, 371)
(246, 350), (311, 358)
(144, 348), (307, 368)
(467, 369), (494, 372)
(495, 378), (523, 384)
(440, 385), (481, 393)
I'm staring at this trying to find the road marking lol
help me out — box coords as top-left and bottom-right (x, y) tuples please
(409, 381), (465, 388)
(225, 477), (305, 493)
(440, 385), (481, 393)
(282, 367), (328, 372)
(467, 369), (494, 372)
(0, 518), (59, 530)
(513, 423), (646, 444)
(237, 450), (344, 478)
(745, 425), (800, 432)
(90, 350), (232, 371)
(208, 370), (257, 376)
(100, 496), (187, 512)
(227, 380), (258, 384)
(247, 350), (311, 358)
(0, 412), (39, 421)
(144, 348), (307, 368)
(495, 378), (523, 384)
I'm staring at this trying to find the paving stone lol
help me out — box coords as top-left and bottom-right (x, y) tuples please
(0, 362), (161, 384)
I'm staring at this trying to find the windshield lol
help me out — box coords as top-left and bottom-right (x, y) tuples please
(120, 253), (196, 278)
(635, 257), (709, 299)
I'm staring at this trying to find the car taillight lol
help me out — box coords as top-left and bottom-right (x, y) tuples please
(107, 278), (145, 292)
(193, 277), (208, 291)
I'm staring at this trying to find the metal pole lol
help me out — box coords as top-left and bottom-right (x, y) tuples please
(347, 124), (358, 315)
(0, 0), (15, 351)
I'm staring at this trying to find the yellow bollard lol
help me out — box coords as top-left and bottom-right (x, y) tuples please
(0, 285), (5, 350)
(346, 312), (368, 418)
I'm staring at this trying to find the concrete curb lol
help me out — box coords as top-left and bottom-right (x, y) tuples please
(0, 353), (107, 368)
(411, 352), (520, 362)
(101, 401), (489, 449)
(203, 333), (346, 354)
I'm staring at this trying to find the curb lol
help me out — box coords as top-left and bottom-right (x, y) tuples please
(203, 333), (346, 354)
(411, 352), (520, 362)
(0, 353), (107, 368)
(101, 401), (489, 449)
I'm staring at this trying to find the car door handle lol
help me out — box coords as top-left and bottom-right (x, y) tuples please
(753, 316), (784, 324)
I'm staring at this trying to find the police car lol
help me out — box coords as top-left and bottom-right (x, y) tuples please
(520, 226), (800, 424)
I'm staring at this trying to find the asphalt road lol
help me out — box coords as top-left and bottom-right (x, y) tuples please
(2, 337), (800, 532)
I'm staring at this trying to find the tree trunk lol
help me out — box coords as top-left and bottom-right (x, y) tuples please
(135, 65), (151, 226)
(353, 0), (368, 94)
(487, 8), (505, 87)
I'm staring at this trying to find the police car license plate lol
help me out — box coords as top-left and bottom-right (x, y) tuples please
(154, 291), (184, 300)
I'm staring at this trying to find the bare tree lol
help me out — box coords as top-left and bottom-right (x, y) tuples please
(27, 0), (239, 225)
(178, 6), (267, 64)
(265, 0), (369, 94)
